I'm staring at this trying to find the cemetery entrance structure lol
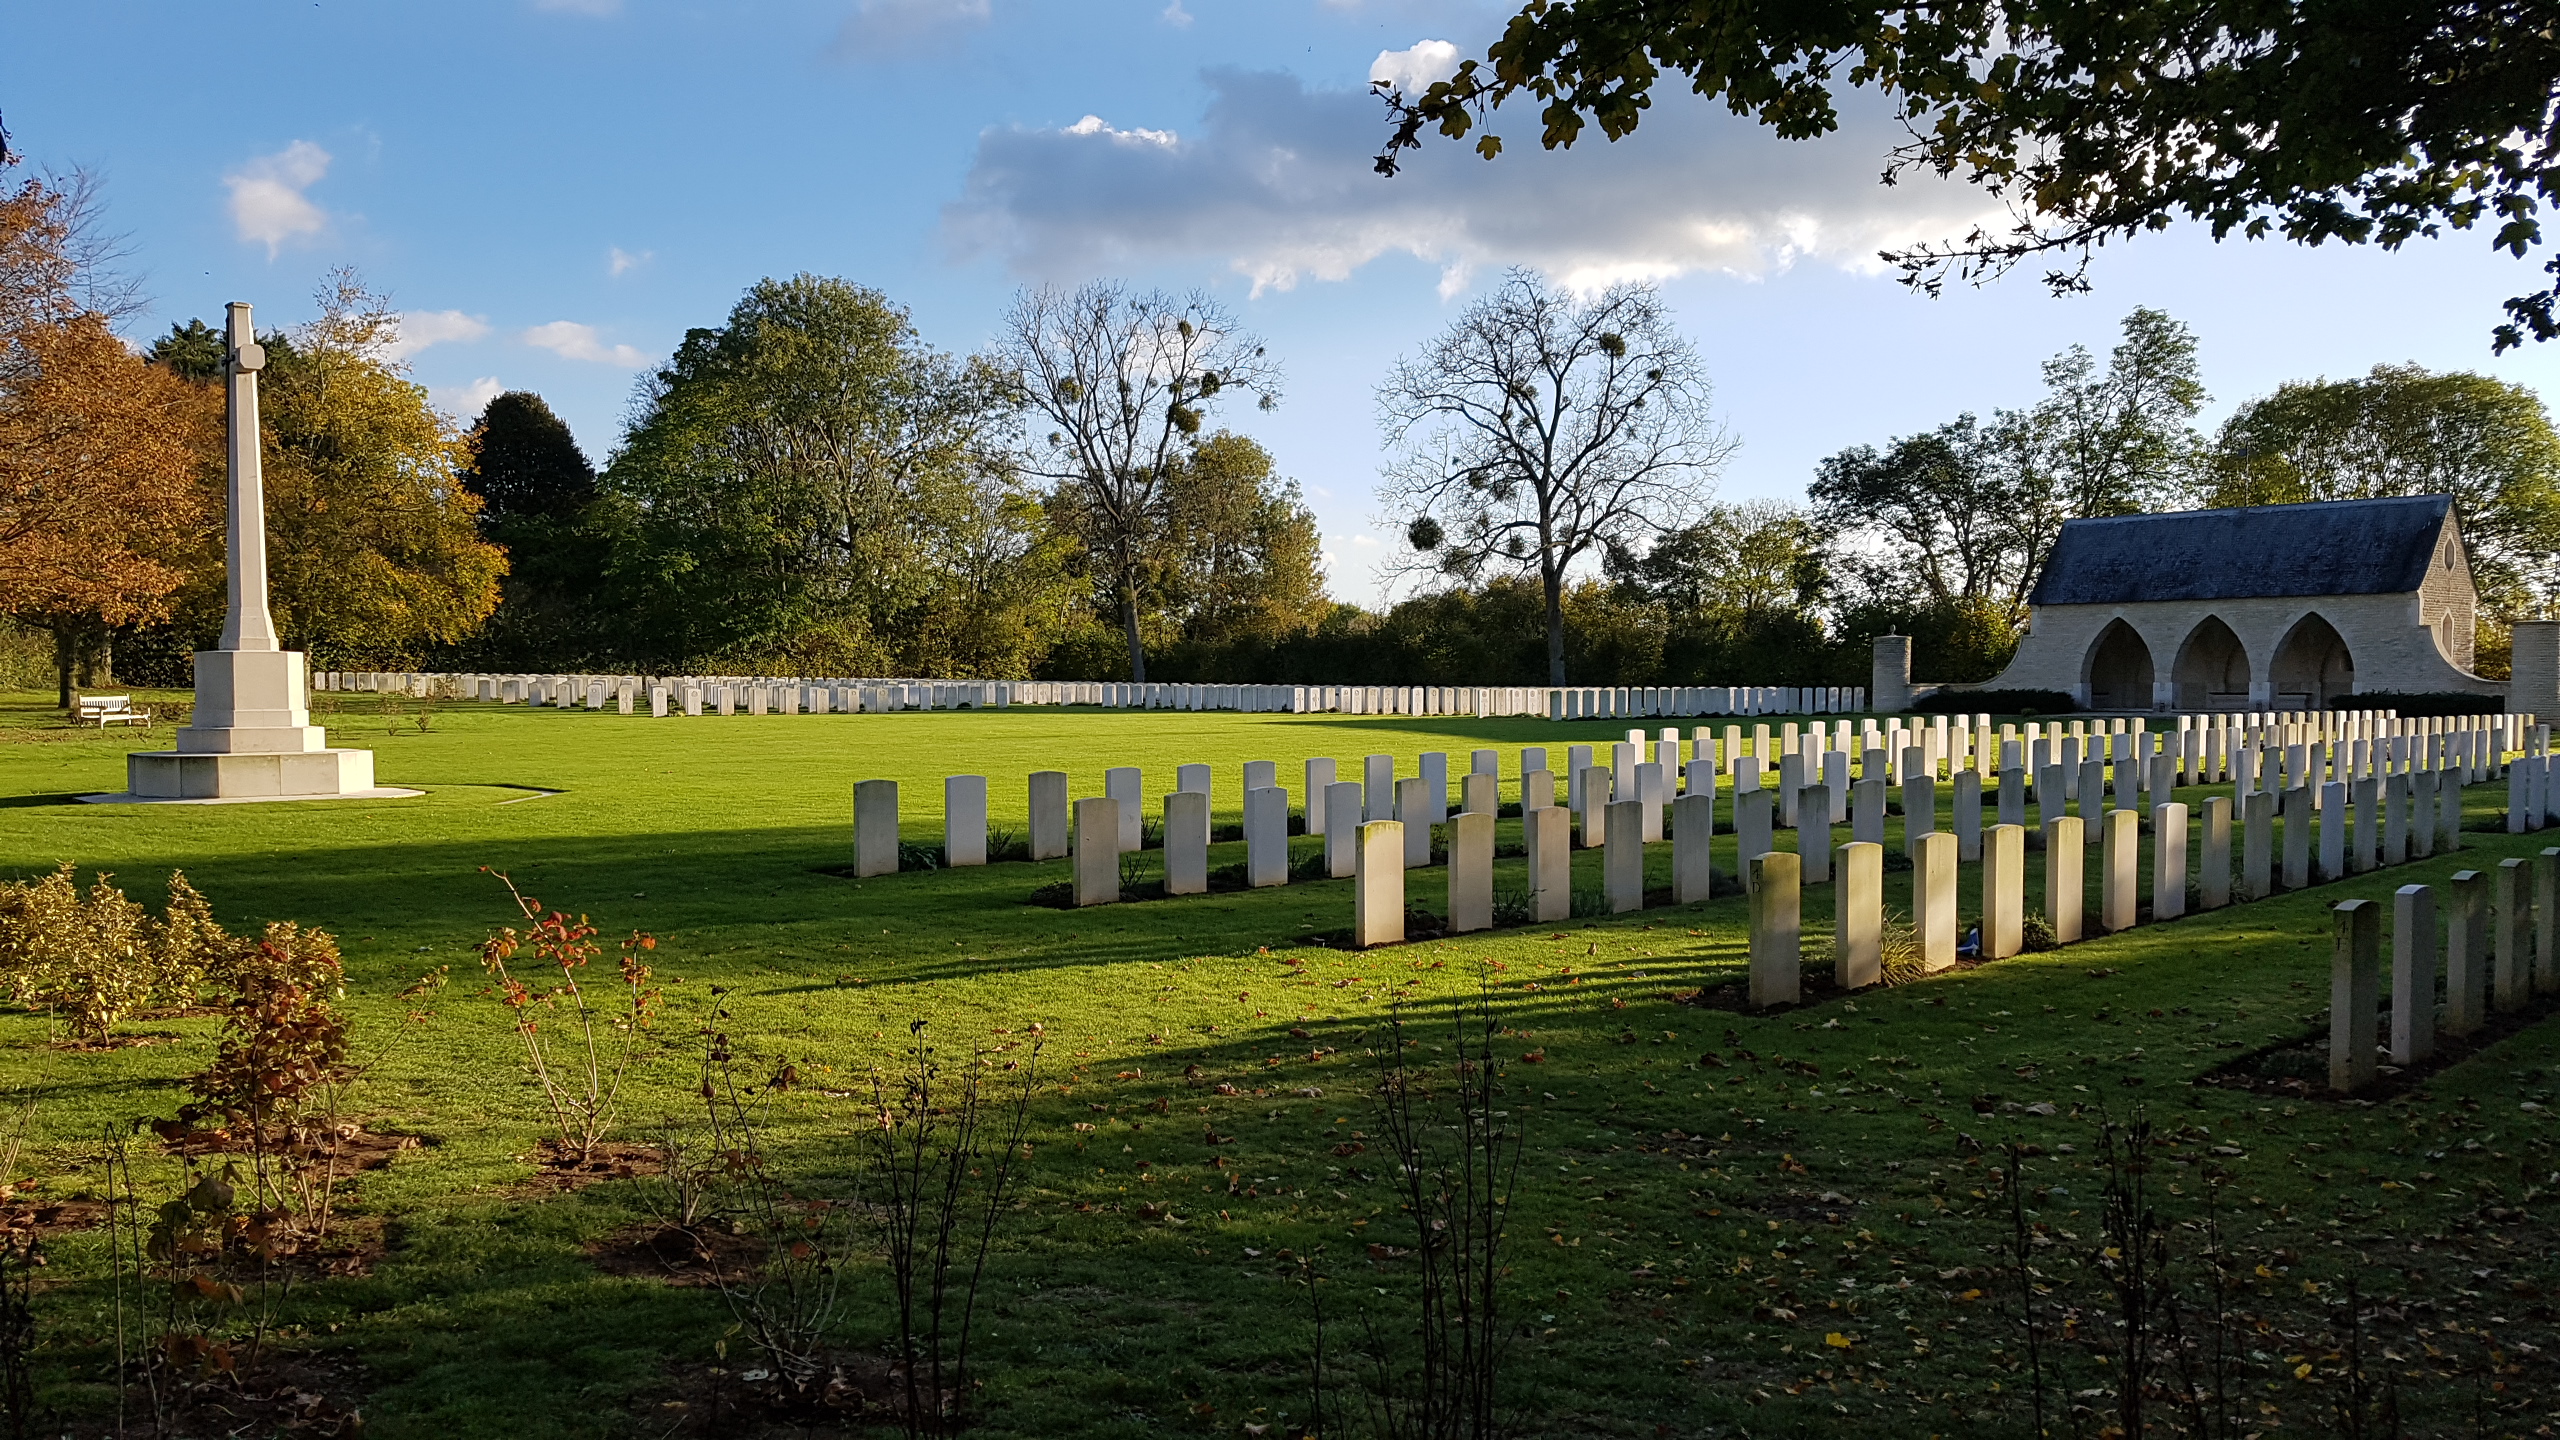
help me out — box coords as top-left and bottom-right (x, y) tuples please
(1980, 496), (2503, 711)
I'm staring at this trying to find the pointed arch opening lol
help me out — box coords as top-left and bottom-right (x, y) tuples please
(2270, 613), (2355, 708)
(2171, 615), (2251, 711)
(2082, 619), (2155, 711)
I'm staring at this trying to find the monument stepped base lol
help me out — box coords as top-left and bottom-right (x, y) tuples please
(118, 747), (390, 801)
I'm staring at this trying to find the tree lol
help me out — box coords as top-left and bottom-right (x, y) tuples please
(1155, 432), (1328, 648)
(603, 274), (1039, 673)
(1617, 499), (1827, 616)
(1378, 269), (1731, 684)
(2203, 364), (2560, 626)
(464, 392), (596, 523)
(249, 272), (506, 666)
(997, 281), (1281, 683)
(0, 315), (218, 702)
(1374, 2), (2560, 350)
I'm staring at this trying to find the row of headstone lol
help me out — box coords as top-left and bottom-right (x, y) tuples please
(2330, 849), (2560, 1092)
(1547, 686), (1869, 719)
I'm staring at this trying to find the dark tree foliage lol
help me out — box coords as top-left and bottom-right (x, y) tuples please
(463, 392), (597, 523)
(1377, 1), (2560, 350)
(145, 319), (228, 384)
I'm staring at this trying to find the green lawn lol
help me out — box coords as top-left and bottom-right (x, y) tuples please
(0, 692), (2553, 1438)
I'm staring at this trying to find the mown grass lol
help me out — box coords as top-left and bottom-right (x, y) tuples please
(0, 692), (2551, 1438)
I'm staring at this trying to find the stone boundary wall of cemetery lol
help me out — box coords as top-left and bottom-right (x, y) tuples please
(307, 670), (1869, 720)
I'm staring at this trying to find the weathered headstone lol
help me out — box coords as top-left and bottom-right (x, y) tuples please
(1073, 797), (1121, 906)
(1605, 800), (1646, 913)
(1522, 768), (1554, 812)
(1245, 786), (1288, 887)
(1998, 765), (2026, 829)
(2384, 772), (2411, 864)
(2410, 771), (2438, 859)
(2495, 856), (2531, 1012)
(1638, 762), (1670, 841)
(2351, 775), (2380, 873)
(1672, 793), (1714, 903)
(2444, 868), (2488, 1037)
(945, 775), (989, 867)
(1525, 805), (1571, 921)
(1420, 751), (1450, 823)
(1305, 758), (1338, 835)
(2280, 786), (2313, 890)
(1244, 760), (1277, 793)
(2197, 795), (2231, 909)
(1364, 755), (1394, 822)
(2439, 770), (2465, 854)
(2044, 815), (2085, 943)
(2331, 898), (2381, 1094)
(855, 779), (899, 878)
(2099, 808), (2140, 932)
(1164, 791), (1211, 895)
(1325, 783), (1363, 878)
(2538, 847), (2560, 994)
(1355, 821), (1406, 947)
(2391, 882), (2436, 1064)
(1736, 789), (1775, 892)
(1836, 841), (1884, 988)
(1852, 777), (1886, 847)
(1748, 851), (1802, 1008)
(1396, 778), (1433, 868)
(1914, 831), (1958, 971)
(1982, 823), (2025, 959)
(1579, 766), (1612, 848)
(2319, 781), (2347, 881)
(1799, 783), (1834, 884)
(2152, 802), (2187, 921)
(1029, 771), (1070, 860)
(1448, 810), (1494, 932)
(1953, 770), (1983, 862)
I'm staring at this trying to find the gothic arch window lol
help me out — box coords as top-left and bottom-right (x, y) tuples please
(2170, 616), (2250, 711)
(2270, 613), (2355, 708)
(2083, 619), (2156, 711)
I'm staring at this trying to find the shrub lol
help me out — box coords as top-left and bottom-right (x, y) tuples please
(1912, 688), (2077, 716)
(0, 866), (231, 1039)
(175, 922), (358, 1236)
(476, 869), (662, 1160)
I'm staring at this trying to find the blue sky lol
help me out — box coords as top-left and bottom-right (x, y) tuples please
(12, 0), (2559, 606)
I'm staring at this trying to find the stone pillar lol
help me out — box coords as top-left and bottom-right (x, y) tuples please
(854, 779), (899, 878)
(2331, 898), (2381, 1095)
(2198, 795), (2232, 909)
(1324, 782), (1364, 878)
(1447, 810), (1494, 932)
(1072, 797), (1120, 906)
(1245, 786), (1288, 888)
(1914, 830), (1958, 971)
(2044, 815), (2084, 943)
(2444, 868), (2488, 1037)
(1164, 791), (1210, 895)
(2100, 807), (2140, 932)
(1870, 634), (1912, 713)
(1735, 789), (1775, 891)
(2152, 802), (2187, 921)
(1355, 821), (1406, 948)
(944, 775), (988, 867)
(2512, 620), (2560, 720)
(1105, 767), (1144, 853)
(1525, 806), (1572, 921)
(1605, 800), (1646, 912)
(1981, 823), (2025, 959)
(1836, 840), (1884, 987)
(1748, 851), (1802, 1009)
(2391, 882), (2437, 1064)
(1953, 770), (1983, 862)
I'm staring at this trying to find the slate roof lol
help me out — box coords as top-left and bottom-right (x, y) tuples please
(2027, 496), (2456, 606)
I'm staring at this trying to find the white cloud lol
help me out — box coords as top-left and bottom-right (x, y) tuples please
(430, 376), (505, 419)
(383, 309), (492, 362)
(836, 0), (990, 58)
(522, 320), (651, 367)
(1160, 0), (1193, 26)
(1349, 533), (1381, 548)
(1368, 39), (1459, 95)
(225, 141), (333, 257)
(946, 62), (2003, 297)
(608, 246), (652, 277)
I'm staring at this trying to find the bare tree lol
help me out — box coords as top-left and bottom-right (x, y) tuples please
(997, 282), (1279, 682)
(1377, 270), (1731, 684)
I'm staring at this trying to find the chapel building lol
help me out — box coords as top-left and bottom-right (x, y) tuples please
(1979, 495), (2503, 711)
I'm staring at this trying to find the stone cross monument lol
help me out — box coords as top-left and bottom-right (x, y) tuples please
(124, 303), (380, 800)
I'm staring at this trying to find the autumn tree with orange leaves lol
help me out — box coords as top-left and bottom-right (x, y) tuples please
(0, 173), (218, 703)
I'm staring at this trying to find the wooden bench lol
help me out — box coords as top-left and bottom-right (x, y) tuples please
(74, 695), (152, 728)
